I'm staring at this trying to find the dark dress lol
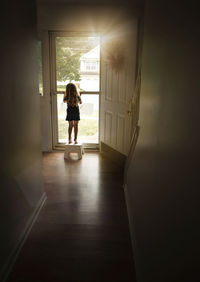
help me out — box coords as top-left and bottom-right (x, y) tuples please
(64, 95), (81, 121)
(66, 105), (80, 121)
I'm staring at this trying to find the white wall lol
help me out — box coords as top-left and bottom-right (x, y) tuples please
(39, 31), (52, 151)
(125, 1), (200, 281)
(0, 0), (45, 279)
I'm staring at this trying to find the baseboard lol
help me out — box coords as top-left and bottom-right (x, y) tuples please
(42, 149), (54, 153)
(124, 184), (141, 282)
(1, 192), (47, 282)
(124, 126), (140, 178)
(100, 142), (126, 168)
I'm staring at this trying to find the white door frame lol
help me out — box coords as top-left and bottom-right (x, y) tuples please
(49, 31), (101, 149)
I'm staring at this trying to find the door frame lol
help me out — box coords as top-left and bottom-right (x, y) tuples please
(49, 31), (101, 149)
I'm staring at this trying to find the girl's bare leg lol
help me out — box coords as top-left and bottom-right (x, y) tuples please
(74, 121), (78, 144)
(68, 121), (74, 144)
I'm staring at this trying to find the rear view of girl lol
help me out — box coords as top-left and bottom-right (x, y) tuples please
(63, 83), (82, 144)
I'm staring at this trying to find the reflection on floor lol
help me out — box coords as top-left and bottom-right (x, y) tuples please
(7, 152), (136, 282)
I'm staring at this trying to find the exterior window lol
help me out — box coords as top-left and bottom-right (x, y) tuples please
(85, 62), (97, 71)
(38, 41), (43, 96)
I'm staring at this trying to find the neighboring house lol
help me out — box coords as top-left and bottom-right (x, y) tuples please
(79, 45), (100, 91)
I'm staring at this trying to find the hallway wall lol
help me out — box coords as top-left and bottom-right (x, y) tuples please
(0, 1), (45, 280)
(125, 1), (200, 281)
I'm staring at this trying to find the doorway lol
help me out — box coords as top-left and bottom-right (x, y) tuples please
(49, 32), (100, 149)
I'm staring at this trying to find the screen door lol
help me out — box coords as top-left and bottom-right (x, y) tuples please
(49, 32), (100, 148)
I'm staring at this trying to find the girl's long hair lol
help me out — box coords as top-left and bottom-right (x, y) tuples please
(65, 83), (80, 107)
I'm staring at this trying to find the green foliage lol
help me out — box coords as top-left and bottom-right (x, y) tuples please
(56, 44), (81, 82)
(56, 37), (99, 83)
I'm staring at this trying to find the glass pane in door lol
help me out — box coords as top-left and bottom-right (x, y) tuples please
(56, 36), (100, 92)
(57, 94), (99, 144)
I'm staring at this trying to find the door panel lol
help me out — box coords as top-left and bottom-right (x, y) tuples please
(101, 62), (134, 155)
(100, 24), (138, 155)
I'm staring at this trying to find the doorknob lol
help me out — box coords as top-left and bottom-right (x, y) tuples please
(127, 110), (132, 115)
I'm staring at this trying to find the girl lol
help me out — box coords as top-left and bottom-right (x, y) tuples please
(63, 83), (82, 144)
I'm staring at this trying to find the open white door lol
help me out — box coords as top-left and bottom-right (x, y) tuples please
(100, 24), (138, 156)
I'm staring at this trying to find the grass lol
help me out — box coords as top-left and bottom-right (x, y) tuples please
(58, 118), (98, 140)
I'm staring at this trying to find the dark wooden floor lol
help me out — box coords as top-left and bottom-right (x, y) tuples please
(7, 152), (136, 282)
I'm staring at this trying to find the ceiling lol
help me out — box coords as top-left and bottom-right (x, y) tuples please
(36, 0), (144, 6)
